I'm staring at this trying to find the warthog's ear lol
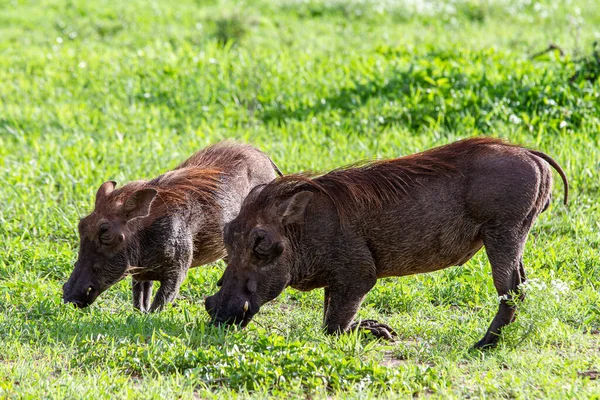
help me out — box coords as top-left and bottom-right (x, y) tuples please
(280, 191), (313, 225)
(244, 184), (266, 205)
(124, 188), (158, 221)
(95, 181), (116, 207)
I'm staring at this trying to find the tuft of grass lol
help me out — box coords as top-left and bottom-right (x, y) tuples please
(213, 13), (250, 45)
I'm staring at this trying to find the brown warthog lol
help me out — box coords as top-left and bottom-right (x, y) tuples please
(205, 138), (568, 349)
(63, 142), (281, 312)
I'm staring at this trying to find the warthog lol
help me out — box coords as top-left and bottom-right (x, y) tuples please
(63, 142), (281, 312)
(205, 138), (568, 349)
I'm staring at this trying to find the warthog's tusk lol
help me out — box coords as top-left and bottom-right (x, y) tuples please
(243, 301), (249, 313)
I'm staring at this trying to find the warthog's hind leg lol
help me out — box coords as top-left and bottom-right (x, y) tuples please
(475, 221), (532, 349)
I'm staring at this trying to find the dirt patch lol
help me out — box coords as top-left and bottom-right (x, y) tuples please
(381, 351), (435, 368)
(382, 351), (407, 368)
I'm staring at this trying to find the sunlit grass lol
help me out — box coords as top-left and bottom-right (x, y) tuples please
(0, 0), (599, 398)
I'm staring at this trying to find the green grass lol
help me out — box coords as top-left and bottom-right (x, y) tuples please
(1, 0), (599, 397)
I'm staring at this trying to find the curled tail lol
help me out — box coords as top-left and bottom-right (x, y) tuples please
(528, 150), (569, 205)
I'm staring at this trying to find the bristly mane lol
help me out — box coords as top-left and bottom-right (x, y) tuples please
(175, 141), (259, 170)
(106, 142), (257, 216)
(253, 137), (513, 221)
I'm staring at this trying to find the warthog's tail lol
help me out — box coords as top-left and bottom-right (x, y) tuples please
(528, 150), (569, 205)
(270, 158), (283, 177)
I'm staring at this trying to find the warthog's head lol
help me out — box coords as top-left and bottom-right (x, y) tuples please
(205, 186), (313, 327)
(63, 181), (157, 308)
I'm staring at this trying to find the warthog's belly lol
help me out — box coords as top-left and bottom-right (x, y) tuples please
(453, 239), (484, 266)
(380, 237), (483, 278)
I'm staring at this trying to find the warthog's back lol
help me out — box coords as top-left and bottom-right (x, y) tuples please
(294, 138), (567, 278)
(361, 143), (557, 277)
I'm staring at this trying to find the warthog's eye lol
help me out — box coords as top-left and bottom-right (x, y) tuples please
(253, 229), (272, 256)
(99, 222), (115, 245)
(252, 228), (283, 259)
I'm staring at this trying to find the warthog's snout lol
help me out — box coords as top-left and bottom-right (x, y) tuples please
(62, 284), (100, 309)
(205, 293), (255, 327)
(204, 294), (217, 319)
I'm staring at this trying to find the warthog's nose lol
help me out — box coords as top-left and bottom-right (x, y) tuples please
(70, 300), (84, 308)
(63, 285), (96, 309)
(63, 295), (84, 308)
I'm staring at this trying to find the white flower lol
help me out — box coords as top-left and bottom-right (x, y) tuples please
(519, 277), (570, 302)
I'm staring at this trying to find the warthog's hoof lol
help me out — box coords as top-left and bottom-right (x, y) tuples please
(472, 336), (499, 350)
(350, 319), (397, 341)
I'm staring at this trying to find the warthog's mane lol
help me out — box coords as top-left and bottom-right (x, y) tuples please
(253, 137), (515, 221)
(107, 141), (256, 216)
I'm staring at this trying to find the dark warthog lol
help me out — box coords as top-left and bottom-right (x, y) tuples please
(205, 138), (568, 349)
(63, 142), (281, 312)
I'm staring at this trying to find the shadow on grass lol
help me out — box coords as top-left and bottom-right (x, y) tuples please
(259, 53), (596, 132)
(0, 296), (227, 349)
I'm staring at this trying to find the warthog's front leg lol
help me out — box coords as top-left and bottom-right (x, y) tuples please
(322, 266), (393, 340)
(148, 276), (185, 313)
(132, 280), (153, 312)
(147, 238), (193, 312)
(350, 319), (397, 341)
(322, 286), (396, 340)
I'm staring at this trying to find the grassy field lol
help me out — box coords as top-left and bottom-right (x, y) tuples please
(1, 0), (599, 397)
